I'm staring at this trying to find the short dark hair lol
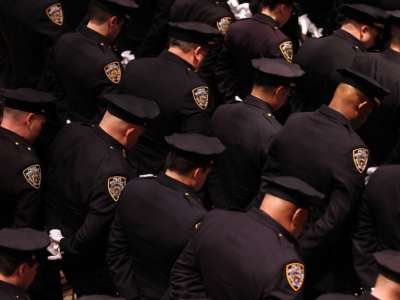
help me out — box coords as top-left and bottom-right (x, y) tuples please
(250, 0), (292, 14)
(88, 0), (112, 23)
(164, 151), (212, 175)
(169, 38), (199, 53)
(0, 249), (34, 276)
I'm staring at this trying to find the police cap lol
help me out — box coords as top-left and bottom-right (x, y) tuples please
(251, 58), (305, 87)
(389, 10), (400, 24)
(374, 250), (400, 283)
(1, 88), (56, 116)
(103, 94), (160, 126)
(340, 4), (388, 29)
(92, 0), (138, 16)
(262, 176), (325, 208)
(169, 22), (222, 46)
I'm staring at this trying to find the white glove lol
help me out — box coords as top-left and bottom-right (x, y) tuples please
(49, 229), (64, 243)
(47, 229), (64, 261)
(298, 14), (323, 38)
(121, 50), (135, 68)
(365, 167), (378, 186)
(227, 0), (252, 20)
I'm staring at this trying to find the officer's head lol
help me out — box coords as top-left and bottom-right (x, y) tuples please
(259, 176), (324, 237)
(0, 88), (55, 144)
(389, 10), (400, 45)
(168, 22), (222, 70)
(251, 0), (296, 27)
(371, 251), (400, 298)
(101, 94), (159, 149)
(331, 55), (389, 129)
(0, 228), (49, 290)
(164, 133), (225, 191)
(339, 4), (388, 49)
(251, 58), (304, 111)
(87, 0), (137, 42)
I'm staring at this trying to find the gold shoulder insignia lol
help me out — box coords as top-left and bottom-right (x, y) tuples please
(104, 62), (122, 84)
(279, 41), (293, 63)
(286, 262), (305, 292)
(353, 148), (369, 174)
(107, 176), (127, 202)
(216, 17), (232, 35)
(45, 3), (64, 26)
(23, 164), (41, 189)
(192, 86), (209, 110)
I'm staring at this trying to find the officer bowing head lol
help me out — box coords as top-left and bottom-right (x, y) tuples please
(0, 88), (55, 144)
(260, 176), (325, 237)
(250, 0), (298, 28)
(331, 54), (390, 129)
(0, 228), (49, 294)
(165, 133), (225, 191)
(168, 22), (222, 70)
(87, 0), (138, 43)
(101, 94), (159, 149)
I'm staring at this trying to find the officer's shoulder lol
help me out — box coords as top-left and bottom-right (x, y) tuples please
(317, 294), (358, 300)
(125, 175), (158, 190)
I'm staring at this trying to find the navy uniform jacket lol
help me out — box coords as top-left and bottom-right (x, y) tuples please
(107, 173), (206, 300)
(264, 105), (368, 292)
(0, 281), (29, 300)
(45, 26), (122, 123)
(120, 51), (214, 174)
(318, 293), (378, 300)
(168, 208), (305, 300)
(210, 95), (282, 209)
(0, 127), (42, 229)
(353, 165), (400, 287)
(355, 49), (400, 165)
(294, 29), (366, 111)
(218, 13), (293, 99)
(45, 123), (136, 264)
(0, 0), (65, 88)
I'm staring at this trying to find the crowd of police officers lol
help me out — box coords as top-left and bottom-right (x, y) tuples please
(2, 0), (400, 299)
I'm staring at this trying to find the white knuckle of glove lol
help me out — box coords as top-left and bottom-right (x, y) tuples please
(49, 229), (64, 243)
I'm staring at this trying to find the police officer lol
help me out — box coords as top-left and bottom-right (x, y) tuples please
(294, 4), (387, 112)
(217, 0), (295, 100)
(263, 56), (389, 297)
(318, 251), (400, 300)
(0, 0), (65, 89)
(210, 58), (304, 209)
(44, 0), (137, 123)
(0, 228), (50, 299)
(107, 133), (224, 300)
(352, 165), (400, 288)
(121, 22), (221, 174)
(356, 11), (400, 165)
(44, 94), (159, 296)
(167, 176), (324, 299)
(0, 88), (55, 229)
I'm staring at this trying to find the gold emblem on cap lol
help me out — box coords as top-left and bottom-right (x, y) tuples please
(192, 86), (209, 110)
(45, 3), (64, 26)
(23, 164), (41, 189)
(216, 17), (232, 35)
(279, 40), (293, 63)
(104, 62), (122, 84)
(286, 262), (305, 292)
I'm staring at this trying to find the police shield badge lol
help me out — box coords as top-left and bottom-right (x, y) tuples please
(108, 176), (127, 202)
(23, 164), (41, 189)
(279, 41), (293, 63)
(104, 62), (122, 84)
(286, 262), (305, 292)
(353, 148), (369, 174)
(45, 3), (64, 26)
(192, 86), (209, 110)
(216, 17), (232, 35)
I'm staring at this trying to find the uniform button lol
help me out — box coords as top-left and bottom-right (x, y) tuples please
(100, 42), (105, 47)
(27, 147), (32, 151)
(15, 142), (19, 146)
(278, 233), (283, 238)
(109, 146), (114, 150)
(267, 113), (272, 117)
(185, 192), (190, 196)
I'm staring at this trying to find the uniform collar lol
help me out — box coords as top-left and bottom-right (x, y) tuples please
(158, 172), (199, 196)
(382, 47), (400, 63)
(317, 105), (352, 128)
(253, 13), (279, 29)
(333, 29), (366, 51)
(244, 95), (274, 113)
(79, 26), (110, 46)
(160, 50), (194, 71)
(92, 125), (126, 153)
(247, 207), (298, 245)
(0, 280), (28, 298)
(0, 127), (32, 148)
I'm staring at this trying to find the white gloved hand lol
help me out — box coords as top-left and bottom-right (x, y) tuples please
(47, 241), (63, 261)
(298, 14), (323, 38)
(227, 0), (252, 20)
(49, 229), (64, 243)
(365, 166), (378, 186)
(121, 50), (135, 68)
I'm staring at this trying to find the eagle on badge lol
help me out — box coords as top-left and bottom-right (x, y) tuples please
(45, 3), (64, 26)
(286, 262), (305, 292)
(104, 62), (122, 84)
(23, 164), (41, 190)
(107, 176), (127, 202)
(216, 17), (232, 35)
(192, 86), (209, 110)
(279, 41), (293, 63)
(353, 148), (369, 174)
